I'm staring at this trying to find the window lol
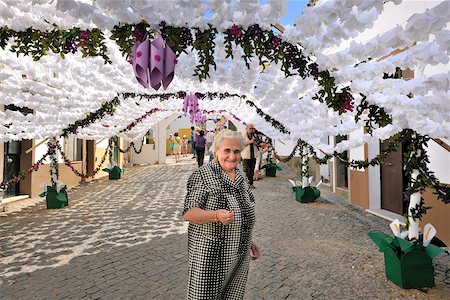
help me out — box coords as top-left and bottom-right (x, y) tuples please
(65, 137), (83, 161)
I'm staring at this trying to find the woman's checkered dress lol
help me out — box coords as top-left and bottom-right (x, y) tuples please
(183, 161), (256, 300)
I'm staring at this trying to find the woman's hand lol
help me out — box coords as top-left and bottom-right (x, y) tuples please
(250, 242), (261, 260)
(216, 209), (234, 225)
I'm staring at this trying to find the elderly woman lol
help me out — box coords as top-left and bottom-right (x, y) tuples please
(183, 129), (261, 300)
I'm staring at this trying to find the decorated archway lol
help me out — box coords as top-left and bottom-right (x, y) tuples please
(0, 0), (449, 248)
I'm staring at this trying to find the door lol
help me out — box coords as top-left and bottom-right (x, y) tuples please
(3, 141), (21, 197)
(380, 141), (404, 215)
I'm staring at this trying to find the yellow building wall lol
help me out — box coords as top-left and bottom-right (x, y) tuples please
(422, 187), (450, 247)
(94, 146), (110, 179)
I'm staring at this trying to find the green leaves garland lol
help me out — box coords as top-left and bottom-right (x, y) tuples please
(0, 25), (110, 62)
(111, 136), (145, 154)
(3, 22), (390, 127)
(192, 26), (218, 81)
(61, 96), (121, 137)
(355, 94), (392, 135)
(1, 22), (447, 207)
(402, 130), (449, 210)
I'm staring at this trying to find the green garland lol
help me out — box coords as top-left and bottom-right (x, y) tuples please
(111, 136), (145, 154)
(0, 25), (110, 62)
(61, 96), (120, 137)
(0, 21), (447, 206)
(3, 23), (366, 121)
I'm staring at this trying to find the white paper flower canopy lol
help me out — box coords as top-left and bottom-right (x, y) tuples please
(0, 0), (449, 155)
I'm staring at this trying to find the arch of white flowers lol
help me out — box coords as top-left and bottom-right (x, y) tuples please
(1, 0), (449, 264)
(0, 0), (449, 153)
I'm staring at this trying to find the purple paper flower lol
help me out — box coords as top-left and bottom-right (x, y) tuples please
(272, 36), (281, 49)
(403, 192), (410, 202)
(230, 25), (242, 38)
(181, 27), (193, 44)
(64, 38), (77, 54)
(249, 24), (263, 37)
(339, 93), (354, 114)
(133, 29), (144, 41)
(308, 63), (319, 80)
(80, 30), (89, 40)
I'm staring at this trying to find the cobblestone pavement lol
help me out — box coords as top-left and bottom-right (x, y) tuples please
(1, 158), (449, 299)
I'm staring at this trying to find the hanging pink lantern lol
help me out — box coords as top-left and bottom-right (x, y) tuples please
(130, 35), (176, 91)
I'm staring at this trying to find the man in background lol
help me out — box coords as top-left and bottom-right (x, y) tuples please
(189, 126), (196, 159)
(241, 123), (260, 188)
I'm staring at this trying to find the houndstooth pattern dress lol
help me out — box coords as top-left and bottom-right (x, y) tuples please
(183, 161), (256, 300)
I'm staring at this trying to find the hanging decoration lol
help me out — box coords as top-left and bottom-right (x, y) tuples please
(182, 92), (201, 123)
(192, 110), (205, 124)
(130, 35), (176, 90)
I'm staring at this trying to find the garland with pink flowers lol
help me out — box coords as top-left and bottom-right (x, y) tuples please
(0, 150), (51, 191)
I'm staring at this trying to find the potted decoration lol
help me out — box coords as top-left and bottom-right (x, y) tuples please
(261, 162), (282, 177)
(260, 146), (281, 177)
(368, 169), (445, 289)
(368, 220), (444, 289)
(289, 178), (321, 203)
(39, 181), (68, 209)
(39, 138), (69, 209)
(102, 164), (124, 180)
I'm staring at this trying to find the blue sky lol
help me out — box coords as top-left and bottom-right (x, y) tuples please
(278, 0), (309, 26)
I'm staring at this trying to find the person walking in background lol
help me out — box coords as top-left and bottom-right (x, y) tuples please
(205, 129), (215, 162)
(168, 133), (175, 159)
(242, 123), (260, 188)
(195, 130), (206, 167)
(183, 129), (261, 299)
(173, 132), (182, 163)
(253, 140), (264, 181)
(182, 135), (189, 157)
(190, 126), (196, 159)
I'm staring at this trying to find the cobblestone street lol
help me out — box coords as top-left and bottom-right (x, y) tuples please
(1, 159), (449, 299)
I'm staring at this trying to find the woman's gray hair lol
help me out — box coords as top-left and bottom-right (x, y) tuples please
(211, 129), (245, 155)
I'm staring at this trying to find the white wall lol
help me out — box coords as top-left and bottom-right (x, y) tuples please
(368, 140), (381, 210)
(131, 144), (157, 165)
(35, 138), (64, 164)
(97, 139), (109, 148)
(167, 115), (192, 137)
(427, 138), (450, 184)
(349, 129), (365, 171)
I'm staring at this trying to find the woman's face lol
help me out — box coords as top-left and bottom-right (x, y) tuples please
(216, 138), (241, 172)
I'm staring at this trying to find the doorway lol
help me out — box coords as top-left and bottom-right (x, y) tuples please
(380, 140), (405, 215)
(335, 135), (349, 189)
(3, 141), (21, 197)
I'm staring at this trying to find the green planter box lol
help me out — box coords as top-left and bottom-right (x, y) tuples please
(45, 188), (68, 209)
(265, 166), (277, 177)
(368, 232), (444, 290)
(384, 245), (435, 289)
(109, 166), (122, 180)
(103, 166), (123, 180)
(293, 186), (320, 203)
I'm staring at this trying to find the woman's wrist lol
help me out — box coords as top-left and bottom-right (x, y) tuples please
(214, 210), (218, 223)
